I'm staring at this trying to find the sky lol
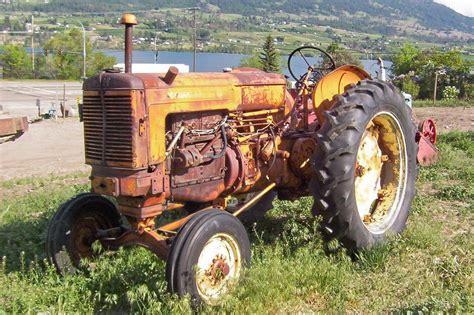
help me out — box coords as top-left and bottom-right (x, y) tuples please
(434, 0), (474, 17)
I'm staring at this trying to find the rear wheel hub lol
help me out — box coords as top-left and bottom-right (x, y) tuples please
(355, 112), (408, 234)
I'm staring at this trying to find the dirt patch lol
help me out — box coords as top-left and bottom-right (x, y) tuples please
(413, 107), (474, 133)
(0, 118), (89, 181)
(0, 107), (471, 181)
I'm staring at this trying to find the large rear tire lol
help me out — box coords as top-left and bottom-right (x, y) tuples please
(311, 80), (417, 250)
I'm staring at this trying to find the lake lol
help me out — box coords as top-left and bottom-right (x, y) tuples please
(102, 50), (392, 78)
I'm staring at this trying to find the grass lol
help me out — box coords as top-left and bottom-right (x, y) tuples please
(413, 99), (473, 108)
(0, 131), (473, 313)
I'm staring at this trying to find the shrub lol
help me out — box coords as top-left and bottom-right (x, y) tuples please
(464, 83), (474, 100)
(442, 86), (460, 100)
(401, 77), (420, 99)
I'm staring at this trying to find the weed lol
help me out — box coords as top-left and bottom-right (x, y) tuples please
(355, 241), (394, 272)
(435, 184), (473, 201)
(439, 131), (474, 158)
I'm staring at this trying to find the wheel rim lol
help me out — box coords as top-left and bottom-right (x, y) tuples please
(195, 233), (242, 304)
(354, 111), (408, 234)
(69, 212), (111, 261)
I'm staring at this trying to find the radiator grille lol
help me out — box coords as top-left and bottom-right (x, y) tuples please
(82, 94), (134, 164)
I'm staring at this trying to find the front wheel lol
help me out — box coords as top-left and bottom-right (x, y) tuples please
(311, 80), (417, 250)
(46, 193), (122, 274)
(166, 209), (250, 306)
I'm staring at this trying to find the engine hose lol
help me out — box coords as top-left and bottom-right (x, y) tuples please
(207, 124), (227, 159)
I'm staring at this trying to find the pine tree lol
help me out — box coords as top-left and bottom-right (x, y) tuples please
(259, 35), (280, 73)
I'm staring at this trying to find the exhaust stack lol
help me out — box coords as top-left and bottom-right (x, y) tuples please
(120, 14), (138, 73)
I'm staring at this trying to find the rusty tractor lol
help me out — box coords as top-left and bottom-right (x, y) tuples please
(46, 14), (438, 306)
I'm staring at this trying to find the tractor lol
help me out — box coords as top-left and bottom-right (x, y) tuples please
(46, 14), (438, 306)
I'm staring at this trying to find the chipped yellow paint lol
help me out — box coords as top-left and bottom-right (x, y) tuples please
(145, 72), (287, 163)
(312, 65), (369, 109)
(312, 65), (370, 124)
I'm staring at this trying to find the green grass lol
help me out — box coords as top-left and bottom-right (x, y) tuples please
(413, 99), (473, 108)
(0, 131), (473, 313)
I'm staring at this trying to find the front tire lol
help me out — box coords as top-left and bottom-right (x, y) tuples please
(166, 209), (250, 306)
(311, 80), (417, 250)
(46, 193), (122, 274)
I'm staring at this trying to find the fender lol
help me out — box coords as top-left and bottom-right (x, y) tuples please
(312, 65), (370, 123)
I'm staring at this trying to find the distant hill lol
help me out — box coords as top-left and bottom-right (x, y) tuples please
(4, 0), (474, 35)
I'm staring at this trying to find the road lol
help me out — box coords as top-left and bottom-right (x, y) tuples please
(0, 80), (82, 118)
(0, 119), (90, 180)
(0, 80), (86, 180)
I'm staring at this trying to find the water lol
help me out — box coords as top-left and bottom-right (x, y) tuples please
(103, 50), (392, 78)
(103, 50), (247, 73)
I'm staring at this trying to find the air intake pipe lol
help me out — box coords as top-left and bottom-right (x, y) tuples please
(120, 14), (138, 73)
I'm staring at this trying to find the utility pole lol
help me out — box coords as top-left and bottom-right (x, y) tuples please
(189, 7), (200, 72)
(154, 24), (159, 63)
(31, 15), (35, 73)
(433, 69), (445, 106)
(433, 71), (438, 106)
(78, 21), (87, 79)
(62, 84), (66, 118)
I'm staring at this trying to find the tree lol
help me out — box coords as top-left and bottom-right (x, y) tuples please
(324, 42), (361, 68)
(198, 29), (210, 40)
(89, 52), (116, 76)
(401, 77), (420, 99)
(392, 44), (473, 99)
(259, 35), (280, 73)
(239, 52), (262, 69)
(3, 16), (11, 30)
(0, 45), (32, 79)
(34, 53), (56, 79)
(44, 28), (116, 80)
(392, 44), (420, 76)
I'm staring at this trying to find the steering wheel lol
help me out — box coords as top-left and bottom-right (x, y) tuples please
(287, 46), (336, 84)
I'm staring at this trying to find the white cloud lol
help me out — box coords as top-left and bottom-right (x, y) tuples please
(434, 0), (474, 17)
